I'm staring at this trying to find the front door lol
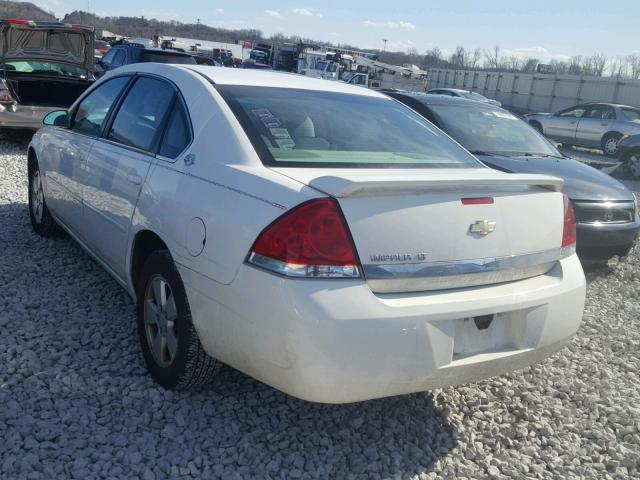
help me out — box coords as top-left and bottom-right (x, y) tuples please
(79, 75), (176, 278)
(545, 105), (587, 143)
(43, 75), (131, 237)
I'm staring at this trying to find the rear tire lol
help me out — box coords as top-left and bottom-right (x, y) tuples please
(602, 133), (623, 157)
(137, 250), (220, 390)
(28, 159), (63, 237)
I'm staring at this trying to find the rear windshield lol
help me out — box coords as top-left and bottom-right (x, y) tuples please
(622, 108), (640, 122)
(216, 85), (481, 168)
(0, 61), (88, 78)
(141, 52), (196, 64)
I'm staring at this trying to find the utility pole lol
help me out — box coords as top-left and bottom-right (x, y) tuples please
(382, 39), (388, 60)
(196, 18), (201, 39)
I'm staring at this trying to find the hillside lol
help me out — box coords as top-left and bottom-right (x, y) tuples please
(0, 1), (56, 21)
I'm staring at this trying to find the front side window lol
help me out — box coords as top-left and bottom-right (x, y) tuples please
(217, 86), (482, 168)
(111, 50), (126, 67)
(559, 107), (587, 118)
(430, 104), (561, 157)
(100, 48), (116, 66)
(108, 77), (175, 151)
(72, 76), (130, 136)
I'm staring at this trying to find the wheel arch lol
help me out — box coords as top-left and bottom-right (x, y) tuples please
(27, 147), (37, 174)
(602, 130), (623, 144)
(529, 120), (544, 134)
(130, 229), (171, 295)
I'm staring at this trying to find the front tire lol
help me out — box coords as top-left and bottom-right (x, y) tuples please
(137, 250), (220, 390)
(28, 160), (63, 237)
(602, 133), (623, 157)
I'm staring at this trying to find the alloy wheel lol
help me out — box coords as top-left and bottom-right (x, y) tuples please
(31, 171), (44, 224)
(144, 275), (179, 368)
(604, 138), (619, 156)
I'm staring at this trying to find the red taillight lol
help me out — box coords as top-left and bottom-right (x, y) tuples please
(248, 198), (360, 278)
(562, 195), (577, 248)
(2, 19), (32, 25)
(461, 197), (494, 205)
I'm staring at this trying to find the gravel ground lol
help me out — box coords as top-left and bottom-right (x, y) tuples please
(1, 130), (639, 480)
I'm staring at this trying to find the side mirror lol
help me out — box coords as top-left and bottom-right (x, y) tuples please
(43, 110), (69, 128)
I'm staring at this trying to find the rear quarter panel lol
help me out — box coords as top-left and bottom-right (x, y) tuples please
(128, 67), (319, 290)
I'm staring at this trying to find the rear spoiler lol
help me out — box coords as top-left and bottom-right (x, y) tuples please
(305, 172), (564, 198)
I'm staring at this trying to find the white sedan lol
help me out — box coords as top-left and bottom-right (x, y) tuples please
(28, 64), (586, 403)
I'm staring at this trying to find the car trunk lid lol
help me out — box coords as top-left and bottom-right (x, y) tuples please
(0, 20), (94, 71)
(273, 167), (568, 293)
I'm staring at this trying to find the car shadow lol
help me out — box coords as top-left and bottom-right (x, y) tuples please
(0, 199), (458, 479)
(0, 129), (33, 149)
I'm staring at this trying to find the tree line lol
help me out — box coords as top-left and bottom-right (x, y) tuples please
(418, 45), (640, 79)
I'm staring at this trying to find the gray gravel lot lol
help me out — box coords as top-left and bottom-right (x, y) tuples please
(1, 131), (639, 480)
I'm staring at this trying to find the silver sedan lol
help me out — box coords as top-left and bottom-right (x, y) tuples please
(526, 103), (640, 157)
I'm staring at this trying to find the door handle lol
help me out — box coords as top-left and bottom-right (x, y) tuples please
(126, 173), (143, 185)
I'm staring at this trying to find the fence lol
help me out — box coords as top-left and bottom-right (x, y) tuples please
(427, 68), (640, 113)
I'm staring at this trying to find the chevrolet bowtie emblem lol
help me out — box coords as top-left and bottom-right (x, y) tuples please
(470, 220), (497, 235)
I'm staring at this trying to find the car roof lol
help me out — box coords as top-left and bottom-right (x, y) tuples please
(114, 44), (192, 55)
(391, 92), (496, 107)
(178, 65), (388, 98)
(429, 88), (469, 93)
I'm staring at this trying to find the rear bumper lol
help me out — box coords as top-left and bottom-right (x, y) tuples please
(0, 104), (56, 129)
(180, 254), (586, 403)
(576, 221), (640, 258)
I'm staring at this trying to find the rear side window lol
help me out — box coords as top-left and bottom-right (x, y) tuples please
(216, 85), (481, 169)
(72, 76), (130, 136)
(159, 99), (191, 158)
(108, 77), (175, 151)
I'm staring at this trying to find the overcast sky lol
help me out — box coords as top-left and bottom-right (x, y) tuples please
(37, 0), (639, 60)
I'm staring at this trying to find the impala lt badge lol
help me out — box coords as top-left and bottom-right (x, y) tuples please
(470, 219), (497, 235)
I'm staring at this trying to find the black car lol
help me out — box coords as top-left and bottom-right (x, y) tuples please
(617, 134), (640, 178)
(387, 92), (639, 260)
(95, 44), (196, 77)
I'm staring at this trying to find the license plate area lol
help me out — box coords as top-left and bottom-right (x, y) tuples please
(452, 310), (529, 359)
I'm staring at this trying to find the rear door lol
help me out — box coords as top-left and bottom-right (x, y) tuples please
(43, 75), (130, 235)
(78, 75), (177, 278)
(575, 104), (616, 147)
